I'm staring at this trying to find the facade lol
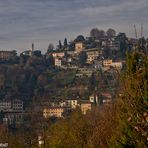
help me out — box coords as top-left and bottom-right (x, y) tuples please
(111, 62), (123, 69)
(101, 92), (112, 105)
(43, 107), (66, 118)
(0, 51), (16, 60)
(52, 52), (65, 58)
(0, 101), (11, 112)
(12, 100), (23, 111)
(89, 94), (99, 104)
(0, 100), (23, 112)
(76, 68), (94, 78)
(75, 42), (85, 53)
(54, 58), (62, 67)
(86, 50), (100, 64)
(80, 102), (92, 115)
(67, 99), (78, 109)
(103, 59), (122, 69)
(103, 59), (113, 67)
(3, 112), (24, 124)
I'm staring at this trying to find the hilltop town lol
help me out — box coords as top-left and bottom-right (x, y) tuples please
(0, 28), (147, 147)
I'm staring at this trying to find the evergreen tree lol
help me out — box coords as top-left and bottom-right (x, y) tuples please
(59, 40), (62, 50)
(64, 38), (68, 49)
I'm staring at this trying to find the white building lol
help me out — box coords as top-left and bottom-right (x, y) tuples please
(89, 94), (99, 104)
(12, 100), (23, 111)
(0, 100), (23, 112)
(54, 58), (62, 67)
(0, 101), (12, 112)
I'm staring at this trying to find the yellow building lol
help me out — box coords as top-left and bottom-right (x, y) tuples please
(80, 101), (92, 115)
(43, 107), (65, 118)
(75, 42), (85, 53)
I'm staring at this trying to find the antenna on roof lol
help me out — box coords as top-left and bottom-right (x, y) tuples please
(141, 24), (143, 38)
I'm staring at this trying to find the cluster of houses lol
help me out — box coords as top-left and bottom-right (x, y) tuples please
(43, 92), (113, 119)
(0, 99), (24, 125)
(0, 34), (124, 70)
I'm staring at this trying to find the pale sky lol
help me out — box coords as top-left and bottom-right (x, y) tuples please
(0, 0), (148, 53)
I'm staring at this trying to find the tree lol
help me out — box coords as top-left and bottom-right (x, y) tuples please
(47, 43), (54, 53)
(46, 55), (54, 67)
(116, 33), (128, 58)
(74, 35), (85, 42)
(32, 50), (42, 57)
(59, 40), (62, 50)
(106, 28), (116, 38)
(90, 28), (105, 39)
(64, 38), (68, 49)
(78, 51), (87, 67)
(90, 28), (99, 39)
(112, 51), (148, 147)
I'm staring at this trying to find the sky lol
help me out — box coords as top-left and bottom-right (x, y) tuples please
(0, 0), (148, 53)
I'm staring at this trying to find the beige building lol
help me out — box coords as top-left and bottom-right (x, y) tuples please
(86, 50), (100, 63)
(75, 42), (85, 53)
(43, 107), (65, 118)
(103, 59), (122, 69)
(103, 59), (113, 67)
(0, 51), (16, 60)
(54, 58), (62, 67)
(80, 101), (92, 115)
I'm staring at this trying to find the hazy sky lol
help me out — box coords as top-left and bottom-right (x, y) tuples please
(0, 0), (148, 53)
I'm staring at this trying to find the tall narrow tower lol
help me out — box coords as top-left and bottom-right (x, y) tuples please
(32, 43), (34, 52)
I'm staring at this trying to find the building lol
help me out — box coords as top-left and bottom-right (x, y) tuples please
(54, 57), (62, 67)
(75, 42), (85, 53)
(80, 101), (92, 115)
(0, 100), (23, 112)
(67, 99), (79, 109)
(76, 68), (94, 78)
(52, 52), (65, 58)
(101, 92), (112, 105)
(103, 59), (123, 69)
(111, 62), (123, 69)
(43, 107), (66, 118)
(0, 100), (24, 125)
(86, 49), (100, 64)
(89, 94), (99, 104)
(0, 101), (11, 112)
(3, 112), (24, 124)
(0, 50), (16, 60)
(12, 100), (23, 111)
(103, 59), (113, 67)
